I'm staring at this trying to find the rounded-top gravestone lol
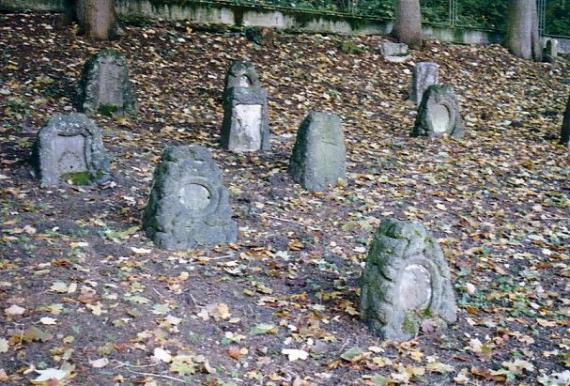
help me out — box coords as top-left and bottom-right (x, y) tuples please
(410, 62), (439, 106)
(143, 145), (237, 250)
(360, 219), (457, 341)
(223, 61), (261, 100)
(31, 113), (110, 187)
(288, 112), (346, 192)
(412, 84), (464, 139)
(77, 49), (137, 116)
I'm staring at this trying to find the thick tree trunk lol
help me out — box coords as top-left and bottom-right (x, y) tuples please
(561, 95), (570, 146)
(392, 0), (422, 48)
(506, 0), (542, 61)
(76, 0), (117, 40)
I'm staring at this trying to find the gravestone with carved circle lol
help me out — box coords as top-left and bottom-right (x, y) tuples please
(412, 84), (464, 139)
(31, 113), (110, 187)
(360, 219), (457, 341)
(143, 145), (238, 250)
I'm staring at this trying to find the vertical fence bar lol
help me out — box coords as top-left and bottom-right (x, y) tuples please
(538, 0), (546, 36)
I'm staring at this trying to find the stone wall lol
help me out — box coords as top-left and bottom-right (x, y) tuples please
(1, 0), (569, 51)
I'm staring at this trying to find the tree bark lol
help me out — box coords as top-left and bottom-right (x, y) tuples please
(76, 0), (117, 40)
(392, 0), (422, 48)
(506, 0), (542, 61)
(561, 95), (570, 146)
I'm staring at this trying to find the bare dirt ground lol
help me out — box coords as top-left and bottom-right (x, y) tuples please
(0, 13), (569, 386)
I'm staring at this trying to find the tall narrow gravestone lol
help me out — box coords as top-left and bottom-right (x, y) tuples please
(561, 95), (570, 147)
(410, 62), (439, 106)
(143, 145), (238, 250)
(288, 112), (346, 192)
(360, 219), (457, 341)
(77, 49), (137, 116)
(221, 61), (270, 152)
(31, 113), (110, 187)
(412, 84), (465, 139)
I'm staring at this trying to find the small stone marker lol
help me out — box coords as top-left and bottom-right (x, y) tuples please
(410, 62), (439, 106)
(381, 42), (411, 63)
(77, 49), (137, 116)
(143, 145), (238, 250)
(360, 219), (457, 341)
(561, 94), (570, 147)
(31, 113), (110, 187)
(221, 61), (270, 152)
(412, 84), (465, 139)
(544, 39), (558, 63)
(288, 112), (346, 192)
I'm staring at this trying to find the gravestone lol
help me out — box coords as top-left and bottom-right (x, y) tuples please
(561, 95), (570, 147)
(412, 84), (465, 139)
(31, 113), (110, 187)
(360, 219), (457, 341)
(221, 61), (270, 152)
(381, 42), (411, 63)
(410, 62), (439, 106)
(544, 39), (558, 63)
(77, 49), (137, 116)
(223, 61), (262, 100)
(143, 145), (238, 250)
(288, 112), (346, 192)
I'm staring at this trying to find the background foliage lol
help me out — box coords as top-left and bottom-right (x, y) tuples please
(248, 0), (570, 37)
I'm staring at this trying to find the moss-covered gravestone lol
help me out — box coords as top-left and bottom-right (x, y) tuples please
(31, 113), (110, 187)
(561, 94), (570, 147)
(221, 61), (270, 152)
(410, 62), (439, 106)
(143, 145), (238, 250)
(77, 49), (137, 116)
(412, 85), (464, 139)
(288, 112), (346, 192)
(360, 219), (457, 341)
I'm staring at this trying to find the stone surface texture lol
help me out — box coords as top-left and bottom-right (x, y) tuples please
(360, 219), (457, 341)
(143, 145), (237, 250)
(381, 42), (411, 63)
(412, 84), (465, 139)
(410, 62), (439, 105)
(31, 113), (110, 187)
(77, 49), (137, 116)
(223, 61), (262, 100)
(544, 39), (559, 63)
(562, 94), (570, 147)
(221, 87), (270, 152)
(288, 112), (346, 192)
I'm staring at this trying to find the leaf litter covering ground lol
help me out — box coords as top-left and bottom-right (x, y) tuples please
(0, 13), (569, 386)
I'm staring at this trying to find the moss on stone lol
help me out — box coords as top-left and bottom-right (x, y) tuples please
(98, 104), (119, 117)
(61, 171), (93, 185)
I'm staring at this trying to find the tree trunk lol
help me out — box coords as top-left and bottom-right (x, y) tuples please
(506, 0), (542, 61)
(76, 0), (117, 40)
(392, 0), (422, 48)
(561, 95), (570, 146)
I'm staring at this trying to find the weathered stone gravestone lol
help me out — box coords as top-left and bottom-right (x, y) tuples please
(221, 61), (270, 152)
(561, 95), (570, 147)
(31, 113), (110, 187)
(288, 112), (346, 192)
(544, 39), (558, 63)
(412, 84), (465, 139)
(77, 49), (137, 116)
(222, 61), (262, 100)
(360, 219), (457, 341)
(143, 145), (238, 250)
(410, 62), (439, 106)
(381, 42), (411, 63)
